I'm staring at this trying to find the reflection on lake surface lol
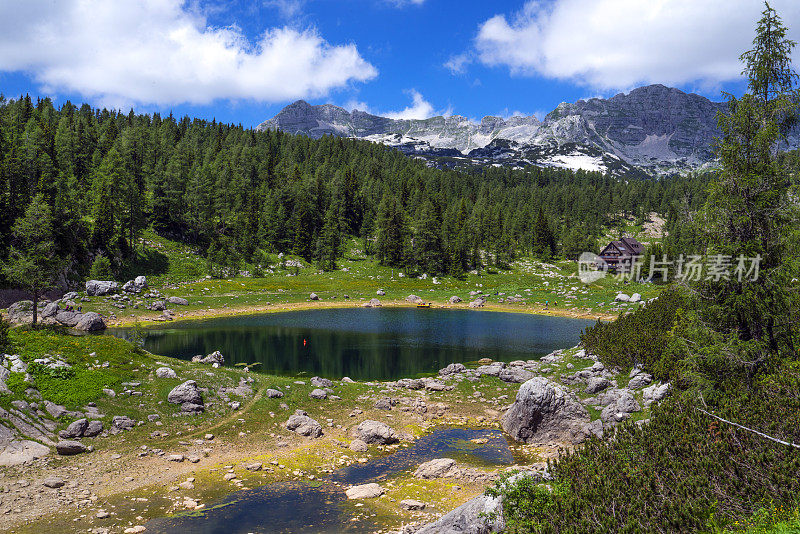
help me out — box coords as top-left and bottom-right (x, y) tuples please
(109, 308), (594, 381)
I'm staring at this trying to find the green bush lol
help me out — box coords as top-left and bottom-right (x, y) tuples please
(0, 317), (10, 353)
(89, 254), (113, 279)
(4, 372), (26, 396)
(581, 287), (687, 380)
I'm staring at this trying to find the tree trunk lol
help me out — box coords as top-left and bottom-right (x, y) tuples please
(32, 290), (38, 328)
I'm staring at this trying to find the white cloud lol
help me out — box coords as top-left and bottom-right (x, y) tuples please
(444, 53), (472, 74)
(344, 99), (373, 113)
(384, 89), (436, 119)
(385, 0), (426, 7)
(0, 0), (377, 107)
(263, 0), (306, 19)
(474, 0), (800, 90)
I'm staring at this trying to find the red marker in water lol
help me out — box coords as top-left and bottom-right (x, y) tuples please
(303, 339), (307, 347)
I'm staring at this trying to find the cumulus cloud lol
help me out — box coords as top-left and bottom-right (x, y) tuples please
(444, 53), (472, 74)
(0, 0), (377, 107)
(385, 0), (426, 7)
(474, 0), (800, 90)
(384, 89), (437, 119)
(263, 0), (306, 19)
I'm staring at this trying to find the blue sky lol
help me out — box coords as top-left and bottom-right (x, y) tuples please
(1, 0), (798, 127)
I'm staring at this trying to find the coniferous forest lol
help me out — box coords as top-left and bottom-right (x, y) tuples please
(0, 94), (711, 286)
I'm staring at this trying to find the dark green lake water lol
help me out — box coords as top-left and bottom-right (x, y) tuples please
(110, 308), (594, 381)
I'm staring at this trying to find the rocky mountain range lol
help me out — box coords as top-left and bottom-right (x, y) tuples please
(257, 85), (796, 176)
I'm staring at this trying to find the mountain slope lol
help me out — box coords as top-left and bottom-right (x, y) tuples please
(257, 85), (786, 176)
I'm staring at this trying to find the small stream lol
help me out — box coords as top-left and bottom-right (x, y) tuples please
(144, 427), (517, 534)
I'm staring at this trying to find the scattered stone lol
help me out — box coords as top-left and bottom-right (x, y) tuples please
(355, 420), (398, 445)
(585, 377), (611, 394)
(112, 416), (135, 430)
(642, 382), (670, 406)
(168, 380), (203, 405)
(245, 462), (263, 471)
(373, 397), (393, 410)
(156, 367), (177, 379)
(166, 296), (189, 306)
(42, 477), (65, 488)
(309, 389), (328, 400)
(439, 363), (466, 376)
(405, 294), (423, 303)
(345, 483), (384, 499)
(285, 410), (323, 438)
(310, 376), (333, 388)
(85, 280), (119, 296)
(59, 418), (88, 439)
(309, 293), (320, 301)
(168, 454), (185, 462)
(401, 499), (426, 510)
(362, 298), (381, 308)
(448, 296), (463, 304)
(414, 458), (458, 479)
(266, 389), (284, 398)
(498, 367), (535, 383)
(56, 440), (87, 455)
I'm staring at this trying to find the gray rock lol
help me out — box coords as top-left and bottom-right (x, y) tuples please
(377, 289), (386, 296)
(112, 416), (135, 430)
(168, 381), (203, 405)
(414, 458), (458, 479)
(309, 389), (328, 400)
(373, 397), (393, 410)
(55, 311), (82, 327)
(628, 372), (653, 390)
(349, 439), (368, 452)
(309, 293), (319, 300)
(415, 492), (504, 534)
(85, 280), (119, 296)
(310, 376), (333, 388)
(166, 296), (189, 306)
(181, 403), (205, 414)
(401, 499), (427, 510)
(285, 410), (323, 438)
(475, 362), (505, 377)
(0, 439), (50, 466)
(75, 312), (106, 331)
(448, 296), (463, 304)
(41, 302), (59, 318)
(355, 420), (398, 445)
(196, 351), (224, 365)
(156, 367), (177, 379)
(439, 363), (466, 376)
(44, 401), (67, 419)
(266, 388), (284, 398)
(56, 440), (87, 455)
(7, 301), (33, 323)
(642, 382), (670, 406)
(406, 294), (423, 303)
(62, 292), (79, 300)
(502, 377), (590, 444)
(396, 378), (424, 390)
(498, 367), (535, 383)
(42, 476), (65, 488)
(585, 377), (611, 394)
(345, 483), (384, 499)
(362, 298), (381, 308)
(59, 418), (88, 439)
(83, 420), (103, 437)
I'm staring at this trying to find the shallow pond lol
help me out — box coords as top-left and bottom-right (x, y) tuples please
(145, 427), (517, 534)
(110, 308), (594, 380)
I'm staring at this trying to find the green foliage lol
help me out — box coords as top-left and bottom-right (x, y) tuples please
(581, 287), (687, 379)
(485, 474), (567, 532)
(4, 372), (26, 396)
(89, 254), (113, 279)
(0, 317), (10, 354)
(32, 365), (119, 408)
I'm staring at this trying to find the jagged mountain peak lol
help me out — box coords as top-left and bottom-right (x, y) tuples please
(257, 85), (771, 176)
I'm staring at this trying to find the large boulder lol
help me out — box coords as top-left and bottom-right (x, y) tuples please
(167, 380), (203, 405)
(585, 377), (611, 394)
(310, 376), (333, 388)
(285, 410), (323, 438)
(155, 367), (177, 379)
(502, 377), (590, 444)
(59, 418), (88, 439)
(0, 439), (51, 466)
(628, 368), (653, 390)
(448, 296), (463, 304)
(414, 458), (459, 479)
(193, 351), (224, 365)
(361, 298), (381, 308)
(355, 420), (398, 445)
(439, 363), (466, 377)
(406, 294), (423, 303)
(416, 492), (504, 534)
(166, 296), (189, 306)
(83, 420), (103, 437)
(41, 302), (60, 318)
(55, 310), (81, 327)
(75, 312), (106, 332)
(122, 276), (147, 294)
(7, 301), (33, 324)
(56, 440), (87, 455)
(85, 280), (119, 296)
(345, 483), (384, 499)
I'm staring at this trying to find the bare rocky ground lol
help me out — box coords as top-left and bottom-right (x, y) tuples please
(0, 341), (669, 534)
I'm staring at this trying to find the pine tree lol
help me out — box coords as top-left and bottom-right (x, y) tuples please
(3, 195), (58, 326)
(415, 200), (444, 274)
(316, 207), (341, 271)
